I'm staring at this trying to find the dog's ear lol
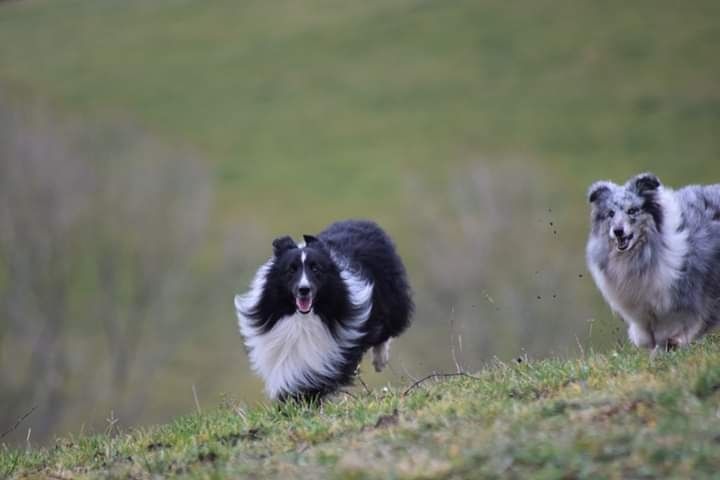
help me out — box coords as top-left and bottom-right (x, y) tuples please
(272, 236), (297, 257)
(588, 181), (613, 204)
(629, 173), (661, 195)
(302, 234), (320, 246)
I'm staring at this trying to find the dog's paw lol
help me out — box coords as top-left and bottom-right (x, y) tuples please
(628, 323), (654, 349)
(649, 345), (662, 362)
(372, 356), (387, 373)
(372, 340), (391, 372)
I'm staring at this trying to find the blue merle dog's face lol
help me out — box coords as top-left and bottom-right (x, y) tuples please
(588, 173), (663, 253)
(271, 235), (336, 314)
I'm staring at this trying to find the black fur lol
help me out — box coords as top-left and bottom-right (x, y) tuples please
(589, 184), (611, 204)
(642, 194), (664, 233)
(272, 236), (297, 257)
(238, 219), (413, 401)
(317, 220), (414, 343)
(632, 173), (661, 195)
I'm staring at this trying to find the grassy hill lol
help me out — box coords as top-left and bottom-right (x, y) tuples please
(1, 0), (719, 447)
(3, 336), (720, 479)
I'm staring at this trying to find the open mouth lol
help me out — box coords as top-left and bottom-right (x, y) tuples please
(616, 233), (634, 251)
(295, 296), (313, 314)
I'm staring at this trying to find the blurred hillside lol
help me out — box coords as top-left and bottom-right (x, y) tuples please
(0, 0), (718, 445)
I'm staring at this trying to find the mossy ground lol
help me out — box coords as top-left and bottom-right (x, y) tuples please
(3, 336), (720, 479)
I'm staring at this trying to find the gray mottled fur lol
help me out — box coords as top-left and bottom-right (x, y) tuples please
(586, 173), (720, 350)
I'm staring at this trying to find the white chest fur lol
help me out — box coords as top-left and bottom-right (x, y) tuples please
(587, 188), (689, 327)
(241, 312), (344, 399)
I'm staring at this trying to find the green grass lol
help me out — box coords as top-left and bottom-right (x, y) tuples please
(1, 0), (720, 451)
(4, 336), (720, 479)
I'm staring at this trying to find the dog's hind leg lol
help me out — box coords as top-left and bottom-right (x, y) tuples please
(372, 338), (392, 372)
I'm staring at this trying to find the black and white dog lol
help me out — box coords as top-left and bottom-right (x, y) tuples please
(234, 220), (413, 401)
(587, 173), (720, 351)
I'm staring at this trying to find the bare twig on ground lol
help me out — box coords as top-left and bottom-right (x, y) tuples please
(0, 405), (37, 440)
(356, 374), (371, 395)
(338, 389), (358, 400)
(402, 372), (482, 397)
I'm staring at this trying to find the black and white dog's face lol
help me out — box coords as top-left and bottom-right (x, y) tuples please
(272, 235), (336, 315)
(588, 173), (664, 253)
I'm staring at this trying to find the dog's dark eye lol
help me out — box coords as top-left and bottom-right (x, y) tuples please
(627, 207), (639, 215)
(608, 210), (615, 218)
(287, 264), (299, 274)
(310, 263), (321, 274)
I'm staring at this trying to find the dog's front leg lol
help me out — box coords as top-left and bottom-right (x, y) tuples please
(628, 322), (655, 349)
(372, 338), (392, 372)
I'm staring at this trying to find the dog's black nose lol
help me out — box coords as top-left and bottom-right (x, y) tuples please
(298, 286), (311, 297)
(613, 228), (625, 238)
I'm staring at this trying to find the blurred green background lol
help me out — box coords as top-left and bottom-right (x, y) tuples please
(1, 0), (718, 445)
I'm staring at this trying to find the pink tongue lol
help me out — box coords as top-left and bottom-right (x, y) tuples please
(296, 297), (313, 313)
